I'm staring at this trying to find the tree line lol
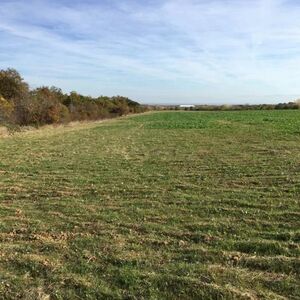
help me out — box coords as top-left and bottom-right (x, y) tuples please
(162, 102), (300, 111)
(0, 68), (146, 127)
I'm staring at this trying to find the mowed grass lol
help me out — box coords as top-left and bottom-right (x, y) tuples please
(0, 111), (299, 299)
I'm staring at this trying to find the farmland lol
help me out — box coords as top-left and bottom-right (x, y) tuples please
(0, 110), (299, 299)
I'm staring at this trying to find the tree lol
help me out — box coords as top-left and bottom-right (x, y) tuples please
(0, 68), (145, 126)
(0, 68), (29, 101)
(29, 87), (70, 125)
(0, 95), (14, 123)
(0, 68), (30, 124)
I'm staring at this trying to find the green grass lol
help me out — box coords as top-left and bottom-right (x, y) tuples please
(0, 110), (299, 299)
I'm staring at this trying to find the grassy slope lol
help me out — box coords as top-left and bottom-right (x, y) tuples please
(0, 111), (299, 299)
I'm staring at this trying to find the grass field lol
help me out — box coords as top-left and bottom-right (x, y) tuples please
(0, 110), (299, 299)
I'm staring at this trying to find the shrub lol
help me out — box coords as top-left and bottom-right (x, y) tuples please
(0, 68), (146, 127)
(0, 95), (14, 123)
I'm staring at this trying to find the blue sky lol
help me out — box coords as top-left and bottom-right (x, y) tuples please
(1, 0), (300, 104)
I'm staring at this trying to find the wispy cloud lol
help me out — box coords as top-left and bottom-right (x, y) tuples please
(0, 0), (300, 103)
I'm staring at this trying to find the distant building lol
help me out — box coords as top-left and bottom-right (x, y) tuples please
(179, 105), (195, 108)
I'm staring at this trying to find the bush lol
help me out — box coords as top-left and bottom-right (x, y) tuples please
(0, 95), (14, 123)
(0, 68), (146, 127)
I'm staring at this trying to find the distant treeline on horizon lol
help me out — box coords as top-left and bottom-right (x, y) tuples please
(156, 102), (300, 111)
(0, 68), (147, 128)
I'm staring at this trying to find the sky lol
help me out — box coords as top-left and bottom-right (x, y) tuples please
(1, 0), (300, 104)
